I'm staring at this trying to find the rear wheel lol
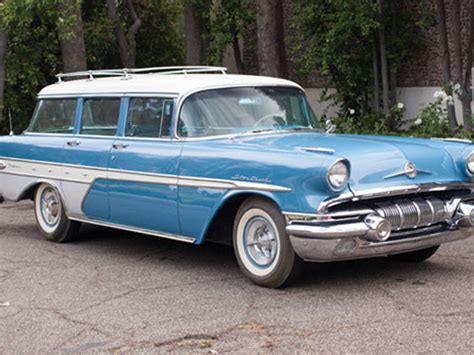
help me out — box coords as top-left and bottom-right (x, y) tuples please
(34, 183), (80, 243)
(388, 245), (439, 262)
(233, 197), (304, 288)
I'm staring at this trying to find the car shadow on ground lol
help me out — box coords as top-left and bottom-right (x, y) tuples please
(66, 223), (458, 290)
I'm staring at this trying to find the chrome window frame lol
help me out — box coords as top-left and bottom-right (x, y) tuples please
(32, 93), (179, 142)
(124, 97), (175, 140)
(25, 98), (79, 135)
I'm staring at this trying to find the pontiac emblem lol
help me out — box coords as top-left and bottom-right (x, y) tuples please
(405, 162), (417, 179)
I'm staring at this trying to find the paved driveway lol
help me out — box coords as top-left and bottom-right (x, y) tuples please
(0, 201), (473, 353)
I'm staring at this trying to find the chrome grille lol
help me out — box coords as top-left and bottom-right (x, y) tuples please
(375, 197), (448, 230)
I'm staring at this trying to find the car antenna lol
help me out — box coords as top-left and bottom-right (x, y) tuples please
(8, 109), (14, 136)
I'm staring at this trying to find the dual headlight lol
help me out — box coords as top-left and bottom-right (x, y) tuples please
(466, 152), (474, 175)
(327, 160), (350, 191)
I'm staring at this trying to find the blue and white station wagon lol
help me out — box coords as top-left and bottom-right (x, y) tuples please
(0, 66), (473, 288)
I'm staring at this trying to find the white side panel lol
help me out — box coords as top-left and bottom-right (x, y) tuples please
(0, 173), (60, 202)
(60, 181), (92, 218)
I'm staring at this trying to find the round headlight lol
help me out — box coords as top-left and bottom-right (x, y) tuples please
(466, 152), (474, 175)
(327, 160), (349, 191)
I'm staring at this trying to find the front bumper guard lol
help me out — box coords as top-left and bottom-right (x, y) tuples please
(286, 203), (474, 262)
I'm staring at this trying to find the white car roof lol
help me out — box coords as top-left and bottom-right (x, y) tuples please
(38, 74), (303, 98)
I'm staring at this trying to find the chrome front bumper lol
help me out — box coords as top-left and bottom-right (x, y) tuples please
(286, 196), (474, 262)
(288, 224), (473, 262)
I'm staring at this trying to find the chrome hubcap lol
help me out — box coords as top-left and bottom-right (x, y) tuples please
(244, 216), (278, 267)
(41, 188), (60, 226)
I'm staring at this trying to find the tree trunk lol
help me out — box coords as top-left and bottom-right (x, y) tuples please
(256, 0), (288, 77)
(105, 0), (142, 68)
(378, 0), (391, 129)
(184, 3), (209, 65)
(389, 67), (397, 108)
(233, 34), (244, 74)
(125, 0), (142, 68)
(59, 0), (87, 73)
(460, 0), (474, 131)
(452, 0), (463, 86)
(372, 39), (380, 113)
(435, 0), (458, 129)
(0, 32), (7, 123)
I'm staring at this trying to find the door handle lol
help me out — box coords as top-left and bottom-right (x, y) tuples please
(67, 140), (81, 147)
(0, 161), (6, 170)
(112, 143), (129, 150)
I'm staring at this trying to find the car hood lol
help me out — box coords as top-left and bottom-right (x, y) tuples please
(233, 132), (471, 192)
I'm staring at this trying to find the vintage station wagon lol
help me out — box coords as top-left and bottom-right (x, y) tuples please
(0, 66), (473, 288)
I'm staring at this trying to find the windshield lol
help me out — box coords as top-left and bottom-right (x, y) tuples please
(178, 87), (319, 138)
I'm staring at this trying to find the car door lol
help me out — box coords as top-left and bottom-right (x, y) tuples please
(107, 97), (181, 235)
(61, 97), (122, 221)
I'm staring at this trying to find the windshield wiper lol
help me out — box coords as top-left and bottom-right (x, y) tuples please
(285, 126), (324, 133)
(235, 128), (280, 136)
(235, 126), (323, 136)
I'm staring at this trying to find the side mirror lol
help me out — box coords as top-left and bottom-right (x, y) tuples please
(325, 118), (336, 134)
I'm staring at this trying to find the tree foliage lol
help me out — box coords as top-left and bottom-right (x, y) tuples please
(0, 0), (184, 134)
(0, 1), (62, 133)
(292, 0), (421, 130)
(208, 0), (255, 70)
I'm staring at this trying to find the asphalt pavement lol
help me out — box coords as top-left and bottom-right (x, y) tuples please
(0, 200), (473, 353)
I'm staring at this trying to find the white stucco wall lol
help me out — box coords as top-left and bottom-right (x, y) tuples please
(305, 87), (473, 125)
(223, 51), (471, 125)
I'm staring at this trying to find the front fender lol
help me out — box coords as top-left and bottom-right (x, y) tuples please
(177, 141), (349, 243)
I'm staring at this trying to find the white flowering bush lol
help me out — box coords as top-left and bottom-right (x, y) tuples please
(331, 86), (471, 139)
(409, 94), (449, 137)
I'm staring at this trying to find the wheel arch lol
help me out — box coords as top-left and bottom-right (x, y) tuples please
(19, 179), (62, 201)
(18, 180), (72, 215)
(201, 190), (282, 245)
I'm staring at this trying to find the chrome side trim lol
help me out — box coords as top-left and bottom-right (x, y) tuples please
(431, 137), (472, 144)
(0, 157), (291, 192)
(178, 175), (291, 192)
(298, 147), (336, 154)
(68, 216), (196, 243)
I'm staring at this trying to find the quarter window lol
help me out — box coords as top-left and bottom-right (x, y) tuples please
(28, 99), (77, 134)
(80, 98), (121, 136)
(125, 98), (174, 138)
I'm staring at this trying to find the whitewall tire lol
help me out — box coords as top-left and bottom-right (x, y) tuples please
(34, 183), (80, 243)
(233, 197), (304, 288)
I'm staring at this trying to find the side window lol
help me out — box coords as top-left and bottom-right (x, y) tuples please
(80, 98), (120, 136)
(125, 97), (174, 138)
(28, 99), (77, 134)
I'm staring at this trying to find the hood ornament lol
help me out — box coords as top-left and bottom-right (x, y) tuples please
(384, 162), (431, 180)
(404, 162), (417, 179)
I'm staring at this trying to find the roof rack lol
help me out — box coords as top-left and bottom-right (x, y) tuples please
(55, 66), (228, 82)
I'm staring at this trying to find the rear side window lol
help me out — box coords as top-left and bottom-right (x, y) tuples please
(125, 97), (174, 138)
(28, 99), (77, 134)
(80, 98), (120, 136)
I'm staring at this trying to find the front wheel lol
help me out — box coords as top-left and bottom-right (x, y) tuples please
(233, 197), (304, 288)
(34, 183), (80, 243)
(388, 245), (440, 262)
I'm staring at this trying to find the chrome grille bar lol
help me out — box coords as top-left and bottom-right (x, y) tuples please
(376, 196), (447, 230)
